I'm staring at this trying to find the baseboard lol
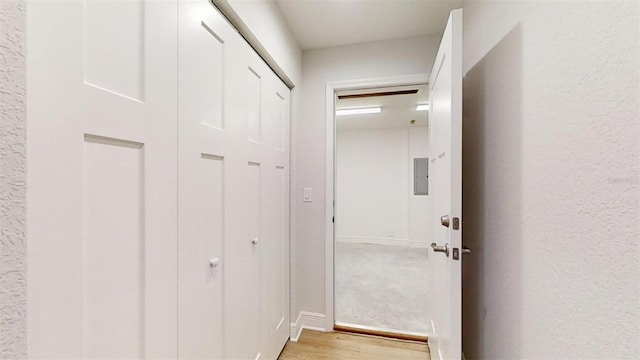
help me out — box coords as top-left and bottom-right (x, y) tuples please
(336, 236), (430, 248)
(334, 322), (428, 342)
(289, 311), (327, 342)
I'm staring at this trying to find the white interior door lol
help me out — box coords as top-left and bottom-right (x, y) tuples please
(26, 0), (178, 358)
(177, 1), (244, 358)
(428, 9), (463, 360)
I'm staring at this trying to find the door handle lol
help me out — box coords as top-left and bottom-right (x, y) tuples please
(462, 247), (471, 255)
(441, 215), (450, 227)
(209, 257), (220, 267)
(431, 242), (449, 257)
(251, 238), (259, 245)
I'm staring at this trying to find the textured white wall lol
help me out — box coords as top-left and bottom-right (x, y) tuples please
(0, 0), (27, 358)
(294, 35), (440, 317)
(462, 1), (640, 358)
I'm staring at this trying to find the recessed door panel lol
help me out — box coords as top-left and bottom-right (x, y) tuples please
(198, 20), (224, 130)
(83, 136), (144, 359)
(244, 162), (262, 359)
(270, 166), (286, 334)
(178, 153), (224, 359)
(273, 93), (285, 151)
(248, 67), (262, 142)
(83, 0), (145, 101)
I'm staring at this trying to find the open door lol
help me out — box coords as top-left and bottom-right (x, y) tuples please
(428, 9), (463, 360)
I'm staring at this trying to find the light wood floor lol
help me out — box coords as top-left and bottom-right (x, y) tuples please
(278, 330), (430, 360)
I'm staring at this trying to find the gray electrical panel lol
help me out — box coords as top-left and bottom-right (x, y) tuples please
(414, 158), (429, 195)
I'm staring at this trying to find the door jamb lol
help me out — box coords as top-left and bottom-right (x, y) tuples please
(324, 73), (431, 330)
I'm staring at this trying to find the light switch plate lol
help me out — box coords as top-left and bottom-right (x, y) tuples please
(303, 187), (312, 202)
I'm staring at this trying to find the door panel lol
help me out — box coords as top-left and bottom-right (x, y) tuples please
(248, 67), (262, 143)
(178, 0), (236, 357)
(27, 0), (178, 358)
(197, 20), (225, 130)
(270, 166), (287, 333)
(428, 8), (463, 360)
(264, 84), (291, 359)
(83, 0), (145, 101)
(83, 137), (145, 359)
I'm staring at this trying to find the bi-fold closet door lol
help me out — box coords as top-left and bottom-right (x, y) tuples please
(178, 1), (290, 360)
(26, 0), (290, 359)
(26, 0), (179, 358)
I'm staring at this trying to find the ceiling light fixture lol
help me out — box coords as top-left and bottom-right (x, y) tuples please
(416, 104), (430, 111)
(336, 107), (381, 116)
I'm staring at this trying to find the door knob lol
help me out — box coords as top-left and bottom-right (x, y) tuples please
(251, 238), (259, 245)
(209, 257), (220, 267)
(441, 215), (450, 227)
(462, 247), (471, 255)
(431, 242), (449, 257)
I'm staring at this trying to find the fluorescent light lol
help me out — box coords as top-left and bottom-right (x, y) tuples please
(416, 104), (430, 111)
(336, 107), (381, 116)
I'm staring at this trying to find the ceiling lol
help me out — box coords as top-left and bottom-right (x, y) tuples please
(336, 84), (429, 131)
(276, 0), (462, 50)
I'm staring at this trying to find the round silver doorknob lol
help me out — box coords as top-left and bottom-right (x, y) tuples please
(252, 238), (259, 245)
(209, 257), (220, 267)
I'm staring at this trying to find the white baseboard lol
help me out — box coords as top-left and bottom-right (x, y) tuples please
(336, 236), (430, 248)
(289, 311), (327, 342)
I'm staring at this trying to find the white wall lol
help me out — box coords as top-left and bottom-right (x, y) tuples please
(294, 35), (440, 317)
(0, 0), (27, 358)
(336, 126), (429, 246)
(462, 1), (639, 359)
(408, 126), (430, 243)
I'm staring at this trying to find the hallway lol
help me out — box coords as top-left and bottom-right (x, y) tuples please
(1, 1), (638, 359)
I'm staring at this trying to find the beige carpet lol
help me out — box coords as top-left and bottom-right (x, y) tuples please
(334, 242), (429, 334)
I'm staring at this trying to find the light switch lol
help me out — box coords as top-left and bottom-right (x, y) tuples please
(303, 187), (312, 202)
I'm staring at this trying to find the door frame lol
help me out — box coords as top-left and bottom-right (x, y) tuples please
(324, 73), (431, 331)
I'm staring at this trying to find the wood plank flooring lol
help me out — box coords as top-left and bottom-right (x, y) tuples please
(278, 330), (430, 360)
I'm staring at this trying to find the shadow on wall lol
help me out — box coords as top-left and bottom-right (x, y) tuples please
(462, 25), (523, 359)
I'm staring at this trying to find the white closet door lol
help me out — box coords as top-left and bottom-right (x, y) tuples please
(26, 0), (178, 358)
(243, 40), (291, 360)
(177, 1), (244, 358)
(178, 1), (292, 359)
(262, 78), (291, 360)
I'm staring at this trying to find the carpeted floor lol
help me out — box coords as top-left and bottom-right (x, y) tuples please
(335, 242), (429, 334)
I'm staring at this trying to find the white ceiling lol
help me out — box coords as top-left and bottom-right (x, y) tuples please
(276, 0), (462, 50)
(336, 84), (429, 131)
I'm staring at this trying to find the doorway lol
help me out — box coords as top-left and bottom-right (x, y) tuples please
(331, 82), (431, 339)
